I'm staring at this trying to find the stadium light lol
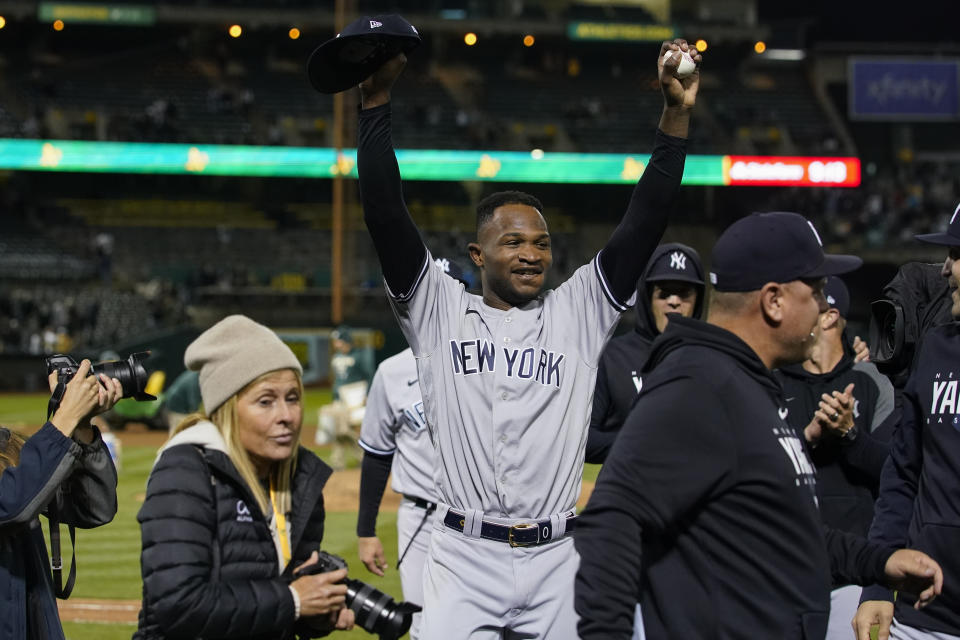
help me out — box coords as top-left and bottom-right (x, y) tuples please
(464, 32), (478, 46)
(229, 24), (242, 38)
(289, 27), (301, 40)
(754, 41), (766, 54)
(523, 34), (535, 47)
(764, 49), (806, 61)
(0, 16), (6, 29)
(53, 19), (65, 31)
(695, 39), (707, 52)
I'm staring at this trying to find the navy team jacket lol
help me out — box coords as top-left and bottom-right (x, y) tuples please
(862, 322), (960, 633)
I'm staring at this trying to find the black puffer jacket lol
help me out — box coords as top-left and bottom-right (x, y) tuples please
(134, 422), (333, 640)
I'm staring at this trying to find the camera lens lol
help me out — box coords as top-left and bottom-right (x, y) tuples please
(91, 352), (154, 400)
(345, 579), (419, 639)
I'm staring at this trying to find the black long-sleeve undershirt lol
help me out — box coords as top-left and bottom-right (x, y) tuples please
(357, 103), (687, 305)
(598, 129), (686, 303)
(356, 451), (393, 538)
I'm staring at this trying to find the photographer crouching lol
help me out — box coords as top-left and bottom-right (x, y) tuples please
(1, 360), (121, 640)
(134, 315), (355, 640)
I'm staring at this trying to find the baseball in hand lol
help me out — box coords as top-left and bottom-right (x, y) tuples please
(663, 49), (696, 79)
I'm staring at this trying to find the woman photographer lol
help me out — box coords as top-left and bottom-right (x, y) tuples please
(1, 360), (122, 640)
(135, 315), (354, 639)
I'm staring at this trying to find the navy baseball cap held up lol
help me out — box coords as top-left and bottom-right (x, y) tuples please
(307, 14), (421, 94)
(709, 212), (862, 292)
(915, 202), (960, 246)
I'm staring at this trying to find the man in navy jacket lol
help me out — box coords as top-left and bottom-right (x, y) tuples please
(855, 203), (960, 640)
(587, 242), (705, 463)
(575, 212), (944, 640)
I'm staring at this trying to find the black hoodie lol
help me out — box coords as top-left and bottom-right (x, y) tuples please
(587, 243), (705, 463)
(776, 337), (895, 541)
(575, 316), (894, 640)
(861, 322), (960, 633)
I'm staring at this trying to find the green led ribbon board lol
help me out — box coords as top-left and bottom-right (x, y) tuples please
(0, 139), (860, 187)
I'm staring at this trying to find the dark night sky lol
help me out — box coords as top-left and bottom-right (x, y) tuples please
(757, 1), (957, 46)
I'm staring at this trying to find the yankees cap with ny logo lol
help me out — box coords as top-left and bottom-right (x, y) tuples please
(709, 212), (862, 292)
(646, 244), (704, 285)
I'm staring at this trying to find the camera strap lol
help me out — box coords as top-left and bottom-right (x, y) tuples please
(46, 380), (67, 424)
(48, 516), (77, 599)
(396, 502), (435, 569)
(44, 379), (77, 599)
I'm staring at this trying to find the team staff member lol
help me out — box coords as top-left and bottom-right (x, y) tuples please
(777, 275), (895, 640)
(355, 257), (469, 640)
(356, 40), (699, 638)
(575, 212), (944, 640)
(588, 242), (705, 463)
(855, 205), (960, 640)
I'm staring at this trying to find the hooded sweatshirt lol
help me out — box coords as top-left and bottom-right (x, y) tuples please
(776, 335), (895, 540)
(575, 316), (894, 640)
(861, 322), (960, 634)
(587, 243), (705, 462)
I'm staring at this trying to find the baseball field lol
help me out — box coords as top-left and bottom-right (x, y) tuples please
(0, 389), (603, 640)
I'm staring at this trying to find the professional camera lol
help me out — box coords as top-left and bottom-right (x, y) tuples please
(294, 551), (421, 640)
(45, 352), (156, 401)
(868, 299), (905, 367)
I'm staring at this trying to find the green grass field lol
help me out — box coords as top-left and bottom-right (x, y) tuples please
(0, 390), (603, 639)
(0, 392), (881, 640)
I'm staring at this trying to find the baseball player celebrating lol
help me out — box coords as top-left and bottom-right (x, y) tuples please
(353, 38), (700, 638)
(356, 258), (469, 640)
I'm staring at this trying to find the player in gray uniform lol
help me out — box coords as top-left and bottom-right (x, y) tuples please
(357, 346), (433, 638)
(356, 258), (470, 640)
(355, 40), (701, 638)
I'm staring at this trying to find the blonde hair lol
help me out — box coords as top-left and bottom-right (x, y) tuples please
(173, 369), (303, 515)
(0, 428), (26, 474)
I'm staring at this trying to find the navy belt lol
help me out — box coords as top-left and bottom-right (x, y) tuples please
(442, 508), (576, 547)
(403, 494), (437, 511)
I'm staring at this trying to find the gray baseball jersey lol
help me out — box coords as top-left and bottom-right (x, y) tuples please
(358, 347), (436, 501)
(388, 251), (630, 519)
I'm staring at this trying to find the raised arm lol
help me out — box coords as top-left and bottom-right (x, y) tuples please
(357, 54), (428, 298)
(599, 40), (700, 303)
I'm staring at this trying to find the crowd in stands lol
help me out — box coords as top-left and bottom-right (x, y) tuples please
(0, 20), (838, 156)
(760, 160), (960, 250)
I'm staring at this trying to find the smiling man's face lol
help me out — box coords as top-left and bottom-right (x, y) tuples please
(469, 203), (553, 310)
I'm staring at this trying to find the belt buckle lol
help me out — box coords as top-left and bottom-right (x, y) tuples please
(508, 522), (537, 547)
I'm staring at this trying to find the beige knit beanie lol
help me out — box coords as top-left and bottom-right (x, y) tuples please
(184, 315), (302, 414)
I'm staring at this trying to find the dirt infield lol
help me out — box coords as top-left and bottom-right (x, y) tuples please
(58, 598), (141, 624)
